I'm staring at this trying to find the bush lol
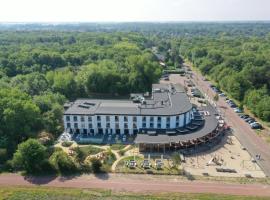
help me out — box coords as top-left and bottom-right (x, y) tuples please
(12, 139), (47, 174)
(2, 160), (14, 172)
(38, 131), (54, 146)
(119, 149), (126, 156)
(49, 151), (77, 174)
(90, 157), (102, 173)
(61, 141), (73, 147)
(171, 152), (181, 165)
(0, 148), (7, 164)
(46, 146), (63, 158)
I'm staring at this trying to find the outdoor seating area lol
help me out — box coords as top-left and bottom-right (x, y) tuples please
(126, 160), (137, 169)
(125, 158), (168, 171)
(155, 159), (164, 170)
(141, 159), (151, 169)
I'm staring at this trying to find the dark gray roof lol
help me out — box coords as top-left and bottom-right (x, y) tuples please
(134, 106), (219, 144)
(64, 83), (192, 116)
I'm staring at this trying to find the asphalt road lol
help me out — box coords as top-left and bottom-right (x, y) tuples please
(182, 63), (270, 177)
(0, 173), (270, 197)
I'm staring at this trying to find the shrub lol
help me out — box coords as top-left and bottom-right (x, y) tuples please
(0, 148), (7, 164)
(119, 149), (126, 156)
(90, 157), (102, 173)
(61, 141), (73, 147)
(171, 152), (181, 165)
(12, 139), (47, 174)
(2, 160), (14, 172)
(38, 131), (54, 146)
(49, 151), (77, 174)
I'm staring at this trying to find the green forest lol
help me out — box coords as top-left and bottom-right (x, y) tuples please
(0, 23), (270, 172)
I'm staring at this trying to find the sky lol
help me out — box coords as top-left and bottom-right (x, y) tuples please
(0, 0), (269, 22)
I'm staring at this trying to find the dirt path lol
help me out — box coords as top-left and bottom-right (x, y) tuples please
(0, 173), (270, 197)
(111, 155), (128, 172)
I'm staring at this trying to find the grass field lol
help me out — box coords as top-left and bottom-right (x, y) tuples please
(78, 145), (104, 156)
(109, 144), (127, 151)
(0, 187), (268, 200)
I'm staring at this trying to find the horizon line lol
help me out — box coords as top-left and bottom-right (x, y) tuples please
(1, 20), (270, 24)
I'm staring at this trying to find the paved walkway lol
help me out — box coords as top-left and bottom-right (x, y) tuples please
(181, 62), (270, 177)
(0, 173), (270, 197)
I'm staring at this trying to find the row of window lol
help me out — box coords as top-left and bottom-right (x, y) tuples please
(66, 119), (184, 129)
(66, 115), (186, 123)
(66, 122), (138, 129)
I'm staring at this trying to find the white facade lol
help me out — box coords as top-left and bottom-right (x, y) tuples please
(64, 109), (193, 135)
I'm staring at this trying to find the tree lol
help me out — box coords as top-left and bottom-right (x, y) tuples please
(0, 89), (41, 154)
(49, 150), (77, 174)
(12, 139), (46, 173)
(90, 157), (102, 173)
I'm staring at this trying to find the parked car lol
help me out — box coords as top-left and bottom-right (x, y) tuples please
(245, 117), (254, 122)
(238, 114), (245, 118)
(219, 93), (226, 97)
(250, 122), (262, 129)
(247, 119), (256, 124)
(233, 108), (242, 113)
(164, 76), (169, 81)
(229, 103), (237, 108)
(240, 114), (250, 119)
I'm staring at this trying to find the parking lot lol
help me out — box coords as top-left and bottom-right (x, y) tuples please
(180, 63), (270, 177)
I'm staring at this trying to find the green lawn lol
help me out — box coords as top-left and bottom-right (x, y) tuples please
(78, 145), (103, 156)
(109, 144), (127, 151)
(0, 187), (268, 200)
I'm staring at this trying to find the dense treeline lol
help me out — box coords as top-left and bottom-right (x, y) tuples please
(2, 22), (270, 37)
(0, 31), (161, 163)
(179, 36), (270, 121)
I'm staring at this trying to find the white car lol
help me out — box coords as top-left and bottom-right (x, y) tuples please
(218, 93), (226, 97)
(233, 108), (242, 113)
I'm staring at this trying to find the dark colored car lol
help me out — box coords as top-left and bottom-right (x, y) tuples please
(245, 117), (254, 122)
(241, 115), (250, 119)
(247, 119), (256, 124)
(251, 123), (262, 129)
